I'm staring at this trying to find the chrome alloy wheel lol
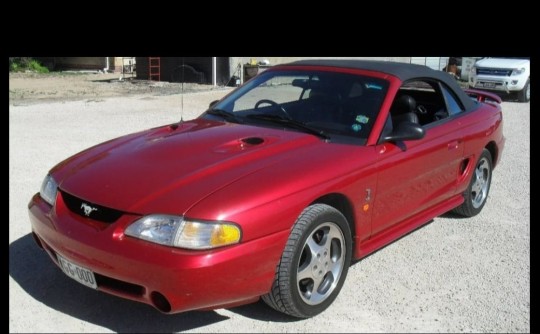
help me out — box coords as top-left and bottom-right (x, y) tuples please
(296, 222), (346, 305)
(471, 156), (491, 209)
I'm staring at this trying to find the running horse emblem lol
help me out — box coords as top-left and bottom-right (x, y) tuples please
(80, 203), (98, 216)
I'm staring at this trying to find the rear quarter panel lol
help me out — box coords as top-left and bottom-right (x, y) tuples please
(457, 101), (504, 193)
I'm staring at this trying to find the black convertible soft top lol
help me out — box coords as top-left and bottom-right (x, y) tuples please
(282, 59), (476, 111)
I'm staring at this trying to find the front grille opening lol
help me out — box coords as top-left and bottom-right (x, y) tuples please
(95, 273), (145, 297)
(151, 291), (172, 313)
(477, 68), (512, 76)
(60, 190), (124, 223)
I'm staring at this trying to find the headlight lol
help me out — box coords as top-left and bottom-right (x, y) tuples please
(40, 175), (58, 206)
(471, 66), (477, 75)
(125, 214), (242, 249)
(511, 67), (526, 76)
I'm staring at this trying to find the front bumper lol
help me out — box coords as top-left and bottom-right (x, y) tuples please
(28, 193), (288, 313)
(469, 74), (527, 93)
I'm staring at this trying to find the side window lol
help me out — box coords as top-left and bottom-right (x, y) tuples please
(440, 84), (464, 116)
(392, 80), (465, 127)
(392, 80), (444, 127)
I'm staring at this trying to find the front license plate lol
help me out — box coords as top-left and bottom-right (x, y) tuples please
(483, 82), (496, 89)
(57, 255), (97, 289)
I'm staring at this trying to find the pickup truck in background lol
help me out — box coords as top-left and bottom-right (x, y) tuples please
(468, 57), (530, 102)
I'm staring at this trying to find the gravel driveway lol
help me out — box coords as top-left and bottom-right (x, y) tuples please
(9, 76), (530, 333)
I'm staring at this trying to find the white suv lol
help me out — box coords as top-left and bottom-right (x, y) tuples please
(469, 57), (530, 102)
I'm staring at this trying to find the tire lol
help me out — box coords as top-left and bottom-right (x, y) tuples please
(453, 149), (492, 217)
(262, 204), (352, 318)
(517, 78), (530, 102)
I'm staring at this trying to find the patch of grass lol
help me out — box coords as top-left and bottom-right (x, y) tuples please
(9, 62), (19, 71)
(28, 60), (49, 73)
(9, 57), (49, 73)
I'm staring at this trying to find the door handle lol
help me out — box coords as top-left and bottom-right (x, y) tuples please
(448, 140), (460, 150)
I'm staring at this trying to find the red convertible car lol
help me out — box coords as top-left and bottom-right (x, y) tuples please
(29, 60), (505, 318)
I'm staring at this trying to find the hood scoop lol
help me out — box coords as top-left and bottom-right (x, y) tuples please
(241, 137), (264, 146)
(214, 136), (267, 153)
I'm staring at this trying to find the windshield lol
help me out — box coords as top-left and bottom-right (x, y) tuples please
(205, 69), (389, 144)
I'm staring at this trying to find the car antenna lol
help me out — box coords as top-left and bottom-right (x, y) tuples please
(171, 57), (185, 131)
(180, 56), (185, 123)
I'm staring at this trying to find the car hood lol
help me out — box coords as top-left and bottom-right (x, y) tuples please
(53, 119), (322, 214)
(475, 58), (529, 69)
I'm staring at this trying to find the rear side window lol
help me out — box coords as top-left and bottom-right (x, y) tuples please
(441, 85), (463, 116)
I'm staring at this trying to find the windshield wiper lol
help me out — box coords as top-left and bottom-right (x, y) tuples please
(246, 114), (330, 140)
(206, 108), (243, 123)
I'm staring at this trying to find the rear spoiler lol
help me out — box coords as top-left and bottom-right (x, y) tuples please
(464, 88), (502, 105)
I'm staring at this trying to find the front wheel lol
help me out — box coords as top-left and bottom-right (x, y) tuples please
(517, 78), (530, 102)
(453, 149), (492, 217)
(262, 204), (352, 318)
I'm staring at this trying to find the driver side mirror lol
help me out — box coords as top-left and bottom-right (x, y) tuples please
(209, 100), (219, 108)
(382, 121), (425, 142)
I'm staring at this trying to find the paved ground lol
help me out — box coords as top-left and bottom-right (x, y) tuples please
(9, 72), (222, 105)
(9, 73), (530, 333)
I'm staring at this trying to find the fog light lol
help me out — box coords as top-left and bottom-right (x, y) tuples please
(511, 80), (518, 85)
